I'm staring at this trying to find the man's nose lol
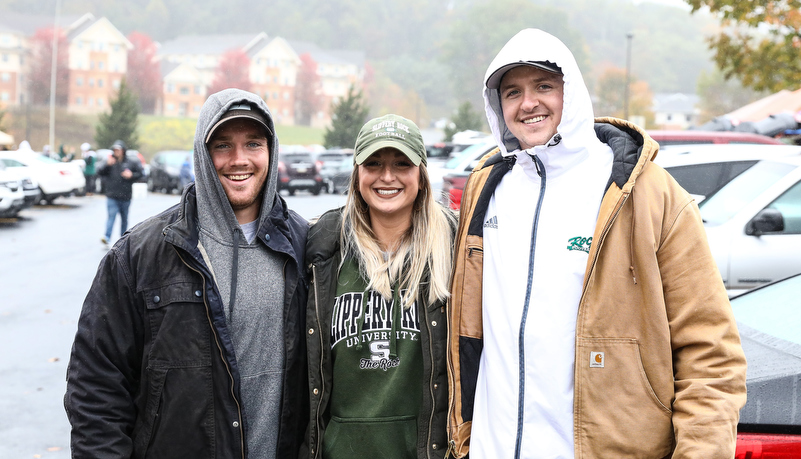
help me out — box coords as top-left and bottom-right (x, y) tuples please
(520, 90), (539, 111)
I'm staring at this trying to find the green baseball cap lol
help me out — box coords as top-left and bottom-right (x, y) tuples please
(354, 114), (427, 166)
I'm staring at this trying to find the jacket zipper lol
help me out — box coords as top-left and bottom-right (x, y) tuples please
(515, 154), (546, 459)
(175, 248), (245, 459)
(423, 296), (435, 459)
(311, 263), (326, 459)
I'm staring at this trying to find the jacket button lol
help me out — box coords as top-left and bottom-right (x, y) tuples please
(432, 443), (438, 450)
(195, 290), (202, 297)
(264, 234), (271, 242)
(232, 421), (239, 428)
(153, 295), (160, 303)
(309, 328), (314, 335)
(434, 383), (438, 390)
(313, 388), (319, 395)
(431, 321), (437, 327)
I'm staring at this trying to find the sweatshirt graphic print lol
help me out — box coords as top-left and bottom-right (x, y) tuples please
(323, 258), (422, 459)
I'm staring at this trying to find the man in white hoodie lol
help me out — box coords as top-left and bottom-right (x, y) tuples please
(447, 29), (746, 458)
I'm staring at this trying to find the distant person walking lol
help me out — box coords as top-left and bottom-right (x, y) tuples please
(97, 140), (143, 244)
(180, 154), (194, 190)
(80, 143), (97, 195)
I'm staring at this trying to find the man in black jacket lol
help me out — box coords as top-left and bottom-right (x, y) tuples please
(65, 89), (309, 458)
(97, 140), (143, 244)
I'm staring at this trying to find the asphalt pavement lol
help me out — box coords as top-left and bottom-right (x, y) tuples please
(0, 188), (346, 458)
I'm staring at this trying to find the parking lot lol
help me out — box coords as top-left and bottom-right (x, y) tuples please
(0, 190), (345, 458)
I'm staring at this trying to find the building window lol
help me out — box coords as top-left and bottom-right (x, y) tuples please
(194, 85), (201, 94)
(88, 98), (94, 106)
(667, 114), (672, 121)
(76, 96), (82, 105)
(167, 83), (174, 93)
(97, 98), (103, 107)
(180, 87), (189, 95)
(273, 92), (278, 100)
(1, 92), (8, 101)
(89, 78), (95, 87)
(283, 91), (289, 100)
(114, 44), (119, 53)
(167, 103), (174, 111)
(1, 72), (9, 82)
(112, 80), (120, 89)
(76, 77), (83, 86)
(686, 115), (692, 122)
(1, 54), (7, 62)
(194, 105), (200, 112)
(98, 61), (104, 70)
(273, 76), (278, 83)
(98, 79), (104, 88)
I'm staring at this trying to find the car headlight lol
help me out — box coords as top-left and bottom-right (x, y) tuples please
(0, 180), (20, 191)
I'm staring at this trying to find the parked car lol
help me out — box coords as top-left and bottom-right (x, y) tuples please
(648, 130), (784, 149)
(441, 172), (469, 210)
(316, 149), (353, 193)
(148, 150), (193, 194)
(0, 150), (85, 204)
(656, 144), (801, 201)
(330, 156), (355, 194)
(0, 159), (40, 208)
(277, 150), (324, 195)
(0, 169), (26, 217)
(696, 156), (801, 296)
(429, 139), (498, 203)
(731, 272), (801, 456)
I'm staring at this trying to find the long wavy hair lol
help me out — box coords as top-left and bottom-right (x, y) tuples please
(340, 162), (455, 309)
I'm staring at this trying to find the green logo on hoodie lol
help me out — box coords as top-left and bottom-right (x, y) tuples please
(567, 236), (592, 253)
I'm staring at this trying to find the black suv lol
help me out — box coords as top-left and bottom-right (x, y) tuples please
(277, 151), (324, 195)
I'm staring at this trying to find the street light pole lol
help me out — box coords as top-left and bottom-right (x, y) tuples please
(48, 0), (62, 156)
(624, 32), (633, 120)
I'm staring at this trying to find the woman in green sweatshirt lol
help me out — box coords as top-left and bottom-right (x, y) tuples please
(303, 114), (456, 459)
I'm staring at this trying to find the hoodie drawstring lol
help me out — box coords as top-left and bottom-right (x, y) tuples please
(628, 189), (637, 285)
(229, 228), (241, 318)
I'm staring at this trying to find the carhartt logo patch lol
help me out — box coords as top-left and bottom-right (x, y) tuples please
(567, 236), (592, 253)
(484, 215), (498, 229)
(590, 351), (604, 368)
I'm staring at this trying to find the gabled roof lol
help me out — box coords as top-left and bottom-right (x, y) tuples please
(285, 39), (364, 67)
(0, 12), (89, 36)
(67, 16), (133, 49)
(159, 33), (264, 56)
(727, 89), (801, 122)
(653, 93), (699, 114)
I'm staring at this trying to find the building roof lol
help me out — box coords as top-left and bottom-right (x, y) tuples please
(653, 93), (699, 114)
(727, 89), (801, 122)
(285, 39), (364, 67)
(0, 12), (88, 36)
(158, 33), (264, 56)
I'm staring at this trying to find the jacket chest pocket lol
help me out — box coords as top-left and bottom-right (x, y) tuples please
(144, 282), (212, 368)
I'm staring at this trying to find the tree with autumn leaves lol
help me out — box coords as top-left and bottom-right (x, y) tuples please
(208, 49), (251, 95)
(126, 32), (161, 114)
(685, 0), (801, 93)
(295, 53), (322, 126)
(29, 27), (70, 106)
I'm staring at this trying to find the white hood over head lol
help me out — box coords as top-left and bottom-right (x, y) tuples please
(484, 28), (602, 160)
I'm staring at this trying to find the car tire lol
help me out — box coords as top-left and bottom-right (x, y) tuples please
(147, 177), (155, 192)
(312, 185), (321, 196)
(288, 188), (296, 196)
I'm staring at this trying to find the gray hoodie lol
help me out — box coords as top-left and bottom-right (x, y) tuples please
(194, 88), (285, 458)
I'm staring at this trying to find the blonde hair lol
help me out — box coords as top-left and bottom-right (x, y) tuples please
(341, 163), (455, 308)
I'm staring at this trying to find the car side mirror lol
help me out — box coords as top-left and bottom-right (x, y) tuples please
(746, 208), (785, 236)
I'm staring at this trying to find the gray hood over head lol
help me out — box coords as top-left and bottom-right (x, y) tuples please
(194, 88), (279, 240)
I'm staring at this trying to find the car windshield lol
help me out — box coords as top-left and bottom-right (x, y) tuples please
(732, 274), (801, 345)
(32, 155), (61, 164)
(698, 160), (796, 225)
(445, 142), (491, 169)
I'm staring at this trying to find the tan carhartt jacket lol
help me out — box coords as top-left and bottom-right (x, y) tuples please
(447, 117), (747, 458)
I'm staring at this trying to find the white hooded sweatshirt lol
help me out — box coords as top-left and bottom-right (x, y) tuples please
(472, 29), (614, 459)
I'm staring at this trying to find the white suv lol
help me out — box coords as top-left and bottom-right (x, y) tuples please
(0, 169), (26, 218)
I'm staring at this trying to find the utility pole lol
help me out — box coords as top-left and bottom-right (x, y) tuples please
(624, 32), (634, 120)
(48, 0), (62, 155)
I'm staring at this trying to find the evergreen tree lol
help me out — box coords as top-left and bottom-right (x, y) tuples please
(95, 79), (140, 150)
(443, 101), (483, 142)
(323, 85), (369, 149)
